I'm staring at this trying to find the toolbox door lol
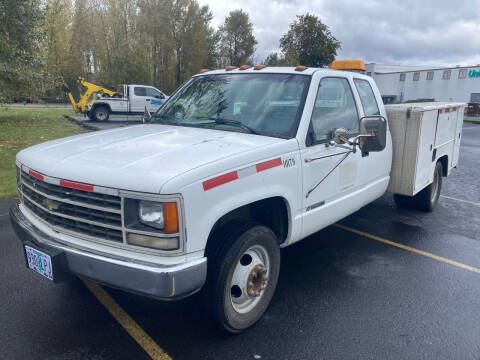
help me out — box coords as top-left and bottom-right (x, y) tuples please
(452, 106), (464, 167)
(414, 110), (437, 193)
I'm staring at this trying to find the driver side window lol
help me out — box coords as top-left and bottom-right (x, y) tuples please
(146, 88), (164, 99)
(309, 77), (359, 144)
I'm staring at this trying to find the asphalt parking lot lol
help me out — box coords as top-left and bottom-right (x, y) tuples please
(1, 122), (479, 360)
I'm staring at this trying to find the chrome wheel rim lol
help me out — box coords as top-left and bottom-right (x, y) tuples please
(230, 245), (270, 314)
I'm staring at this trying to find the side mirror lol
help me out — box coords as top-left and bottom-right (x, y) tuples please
(143, 106), (152, 123)
(359, 116), (387, 152)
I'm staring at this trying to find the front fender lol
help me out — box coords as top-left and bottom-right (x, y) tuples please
(177, 151), (304, 254)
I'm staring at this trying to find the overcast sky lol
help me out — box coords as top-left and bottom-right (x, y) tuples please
(198, 0), (480, 67)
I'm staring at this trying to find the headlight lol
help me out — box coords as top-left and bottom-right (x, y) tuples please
(123, 197), (181, 251)
(137, 200), (179, 234)
(139, 201), (164, 229)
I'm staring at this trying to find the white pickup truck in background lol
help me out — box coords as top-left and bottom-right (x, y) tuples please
(87, 84), (169, 121)
(10, 63), (465, 333)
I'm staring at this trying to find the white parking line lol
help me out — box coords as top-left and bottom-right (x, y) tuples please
(441, 195), (480, 206)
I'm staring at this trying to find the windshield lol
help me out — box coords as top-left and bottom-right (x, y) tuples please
(151, 74), (310, 138)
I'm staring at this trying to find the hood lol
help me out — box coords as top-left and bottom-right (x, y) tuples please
(17, 124), (284, 193)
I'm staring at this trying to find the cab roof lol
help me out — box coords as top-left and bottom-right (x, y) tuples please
(193, 66), (371, 80)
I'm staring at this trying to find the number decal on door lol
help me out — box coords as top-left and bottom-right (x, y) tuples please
(283, 158), (295, 168)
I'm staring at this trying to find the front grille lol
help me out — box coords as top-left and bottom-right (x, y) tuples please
(22, 172), (120, 210)
(20, 171), (123, 243)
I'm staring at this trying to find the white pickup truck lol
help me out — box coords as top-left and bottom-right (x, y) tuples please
(86, 84), (169, 121)
(10, 64), (465, 333)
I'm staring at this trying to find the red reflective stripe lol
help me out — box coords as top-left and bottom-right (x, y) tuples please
(59, 179), (94, 192)
(203, 171), (238, 191)
(445, 108), (450, 113)
(29, 169), (44, 181)
(256, 157), (282, 172)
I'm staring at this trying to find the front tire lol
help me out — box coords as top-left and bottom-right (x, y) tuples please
(209, 224), (280, 333)
(93, 105), (109, 122)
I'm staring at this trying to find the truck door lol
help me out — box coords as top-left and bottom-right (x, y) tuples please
(300, 76), (390, 239)
(130, 86), (150, 113)
(145, 87), (166, 112)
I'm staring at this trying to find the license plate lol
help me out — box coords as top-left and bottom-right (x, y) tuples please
(25, 245), (54, 280)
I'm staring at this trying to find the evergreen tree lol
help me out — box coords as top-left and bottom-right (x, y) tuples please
(219, 10), (257, 67)
(280, 13), (341, 68)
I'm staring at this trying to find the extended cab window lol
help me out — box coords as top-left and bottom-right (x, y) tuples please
(310, 77), (359, 143)
(152, 74), (310, 138)
(134, 87), (147, 96)
(354, 79), (380, 116)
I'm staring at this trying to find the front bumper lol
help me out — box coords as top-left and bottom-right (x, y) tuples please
(10, 203), (207, 300)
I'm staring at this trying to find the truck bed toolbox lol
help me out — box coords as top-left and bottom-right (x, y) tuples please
(385, 102), (466, 196)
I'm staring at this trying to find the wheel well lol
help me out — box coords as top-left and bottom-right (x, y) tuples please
(437, 155), (448, 176)
(92, 102), (111, 113)
(205, 197), (289, 257)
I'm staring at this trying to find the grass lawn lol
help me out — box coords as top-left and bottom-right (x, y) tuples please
(464, 117), (480, 123)
(0, 107), (82, 200)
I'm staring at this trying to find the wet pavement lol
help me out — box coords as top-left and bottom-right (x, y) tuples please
(1, 123), (479, 360)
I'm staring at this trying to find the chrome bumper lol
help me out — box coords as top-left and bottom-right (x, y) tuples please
(10, 203), (207, 300)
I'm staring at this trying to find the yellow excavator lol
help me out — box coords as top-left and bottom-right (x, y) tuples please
(63, 77), (116, 116)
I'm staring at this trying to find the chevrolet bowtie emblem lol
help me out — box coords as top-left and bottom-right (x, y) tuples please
(42, 198), (60, 211)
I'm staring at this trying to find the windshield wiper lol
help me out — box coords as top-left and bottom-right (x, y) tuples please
(195, 117), (259, 135)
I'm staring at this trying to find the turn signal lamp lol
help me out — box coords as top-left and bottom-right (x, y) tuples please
(163, 202), (179, 234)
(330, 59), (366, 72)
(225, 66), (237, 71)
